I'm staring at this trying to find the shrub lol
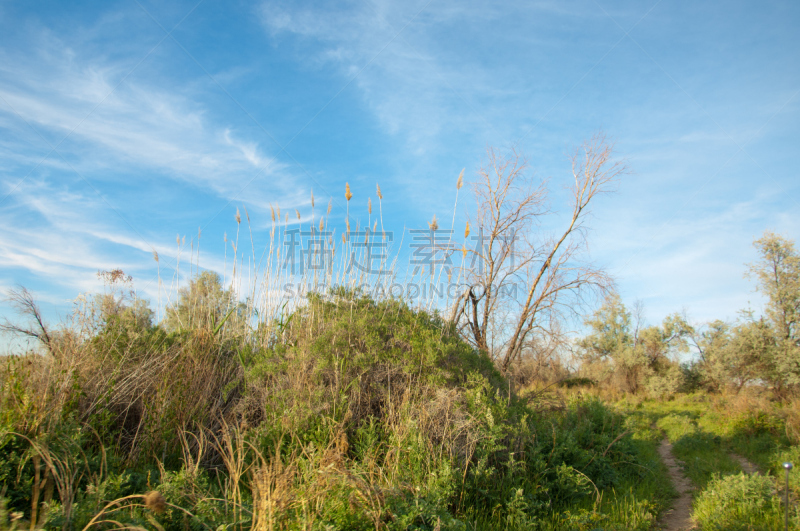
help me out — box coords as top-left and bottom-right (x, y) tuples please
(774, 446), (800, 495)
(0, 285), (678, 530)
(558, 378), (596, 389)
(693, 473), (792, 531)
(644, 364), (684, 399)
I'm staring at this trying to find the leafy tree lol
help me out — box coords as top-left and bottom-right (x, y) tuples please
(638, 313), (693, 397)
(80, 272), (161, 361)
(163, 271), (243, 333)
(686, 234), (800, 395)
(727, 317), (777, 391)
(691, 316), (784, 393)
(749, 232), (800, 343)
(93, 293), (154, 330)
(580, 293), (632, 362)
(638, 313), (693, 370)
(579, 293), (692, 395)
(747, 232), (800, 393)
(579, 293), (641, 392)
(691, 320), (732, 391)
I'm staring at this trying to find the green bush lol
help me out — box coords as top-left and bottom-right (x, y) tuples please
(693, 472), (794, 531)
(558, 377), (596, 389)
(656, 413), (697, 442)
(731, 410), (785, 438)
(774, 446), (800, 495)
(0, 286), (680, 530)
(0, 434), (36, 520)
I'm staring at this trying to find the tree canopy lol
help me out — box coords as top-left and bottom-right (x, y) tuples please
(163, 271), (243, 333)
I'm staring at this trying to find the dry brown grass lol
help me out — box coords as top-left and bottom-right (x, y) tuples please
(783, 398), (800, 443)
(0, 161), (635, 530)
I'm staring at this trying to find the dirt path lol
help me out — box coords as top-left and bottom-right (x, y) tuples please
(730, 453), (760, 475)
(657, 438), (696, 531)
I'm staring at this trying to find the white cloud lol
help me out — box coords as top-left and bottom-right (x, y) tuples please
(260, 1), (502, 149)
(0, 180), (236, 307)
(0, 1), (797, 333)
(0, 18), (323, 319)
(589, 190), (785, 324)
(0, 32), (297, 207)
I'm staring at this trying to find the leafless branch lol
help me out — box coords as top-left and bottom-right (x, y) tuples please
(0, 286), (53, 355)
(457, 134), (627, 372)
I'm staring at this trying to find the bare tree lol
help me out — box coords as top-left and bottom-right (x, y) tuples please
(452, 134), (626, 372)
(1, 286), (53, 354)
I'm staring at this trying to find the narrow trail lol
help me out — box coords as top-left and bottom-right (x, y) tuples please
(657, 438), (696, 531)
(656, 446), (760, 531)
(730, 453), (760, 475)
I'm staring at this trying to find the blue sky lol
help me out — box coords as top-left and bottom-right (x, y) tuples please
(0, 0), (798, 335)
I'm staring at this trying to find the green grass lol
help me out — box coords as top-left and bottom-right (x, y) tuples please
(2, 279), (796, 531)
(0, 288), (687, 531)
(656, 413), (740, 489)
(461, 406), (675, 531)
(694, 472), (796, 531)
(622, 395), (800, 530)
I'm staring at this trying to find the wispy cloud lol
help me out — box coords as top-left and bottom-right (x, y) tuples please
(0, 16), (318, 317)
(0, 179), (235, 306)
(260, 1), (510, 152)
(590, 188), (795, 324)
(0, 0), (797, 332)
(0, 29), (297, 208)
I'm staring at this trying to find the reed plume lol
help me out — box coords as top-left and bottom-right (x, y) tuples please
(144, 491), (166, 514)
(345, 183), (352, 201)
(154, 249), (161, 322)
(376, 183), (385, 239)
